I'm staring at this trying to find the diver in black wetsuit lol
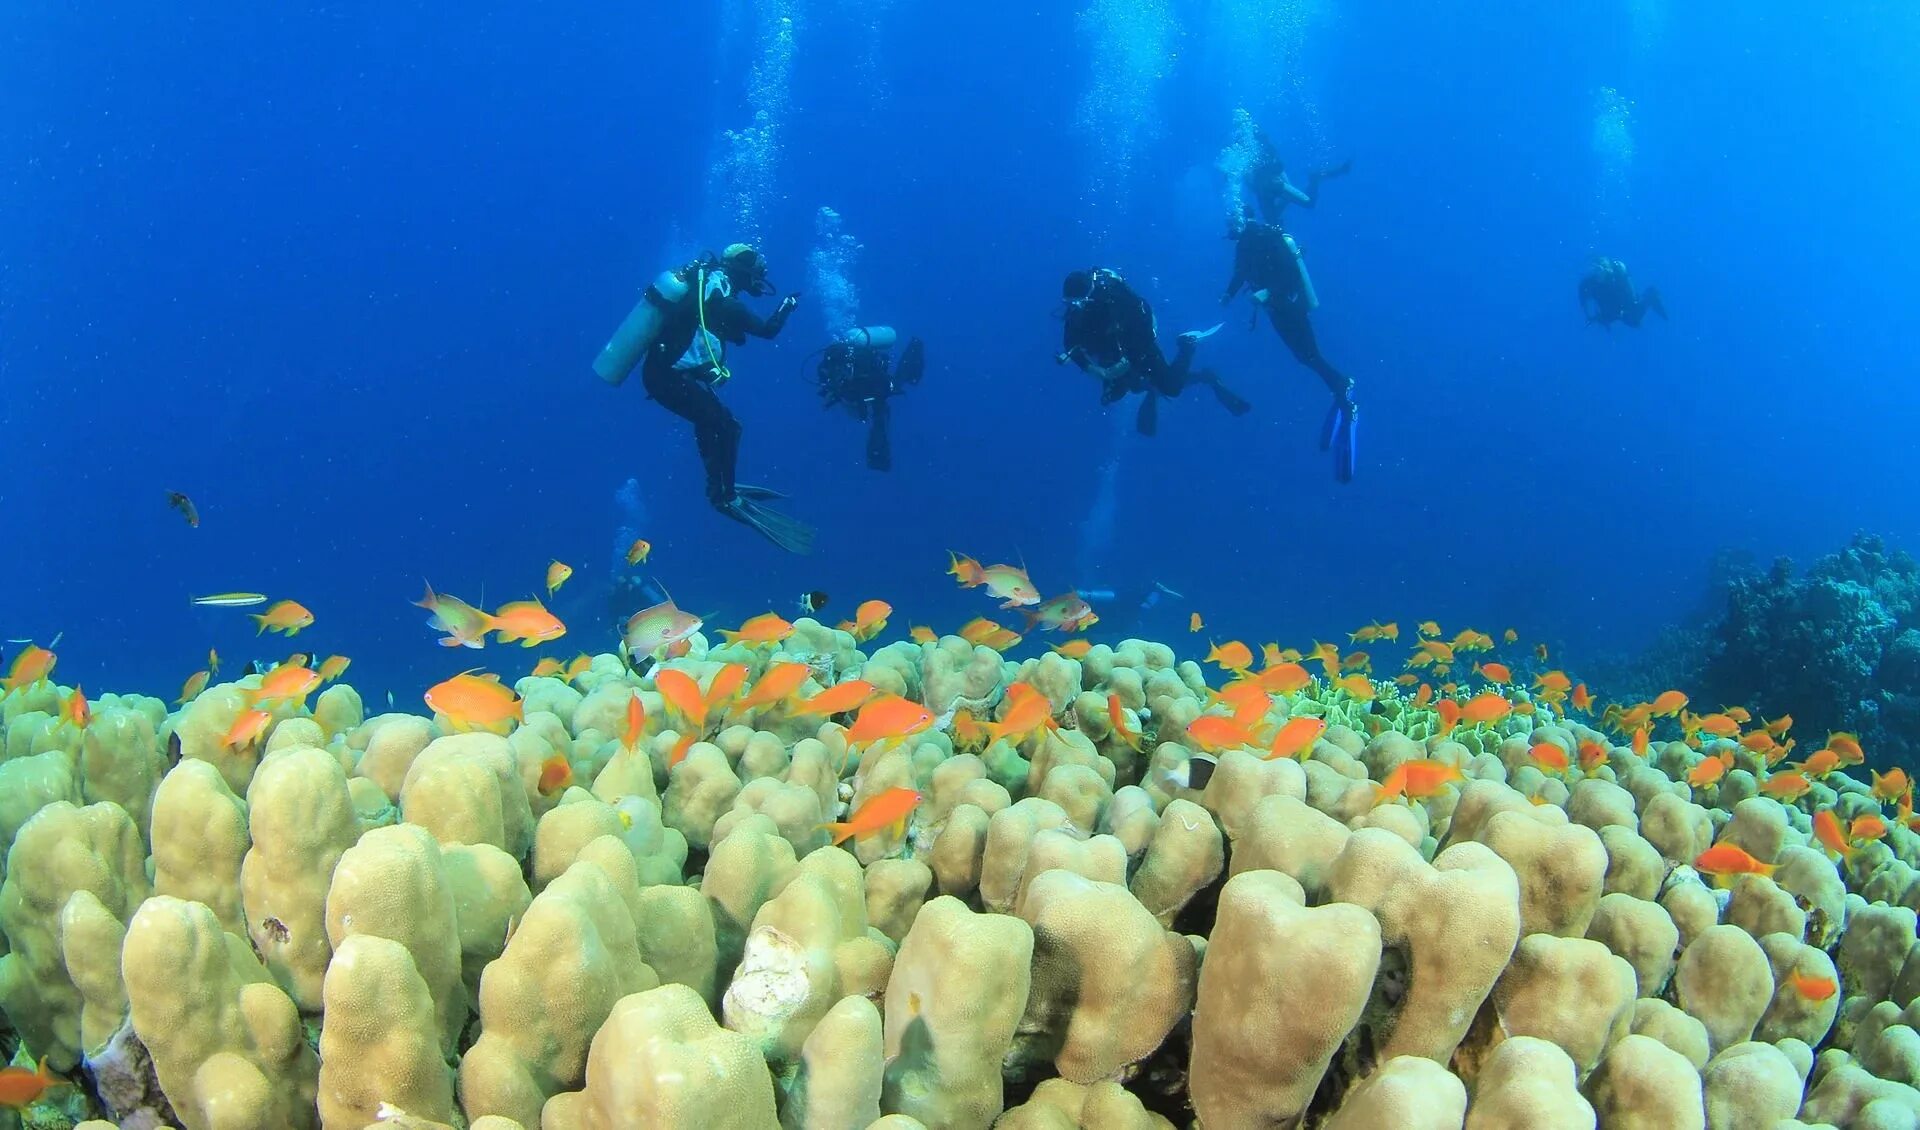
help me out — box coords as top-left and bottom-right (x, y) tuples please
(814, 329), (924, 471)
(640, 244), (813, 554)
(1247, 130), (1351, 225)
(1057, 268), (1251, 437)
(1223, 215), (1357, 482)
(1579, 257), (1666, 329)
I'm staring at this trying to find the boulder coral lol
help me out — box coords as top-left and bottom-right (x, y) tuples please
(1, 620), (1917, 1125)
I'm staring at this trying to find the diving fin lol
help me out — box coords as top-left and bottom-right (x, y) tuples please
(1319, 400), (1341, 452)
(725, 495), (816, 555)
(1135, 393), (1160, 437)
(1334, 403), (1357, 484)
(1205, 373), (1252, 416)
(1178, 322), (1225, 344)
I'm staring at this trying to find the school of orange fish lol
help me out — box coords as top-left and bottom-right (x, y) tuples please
(0, 547), (1891, 1007)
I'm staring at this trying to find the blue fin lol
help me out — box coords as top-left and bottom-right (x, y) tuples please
(1335, 404), (1357, 484)
(1319, 401), (1341, 452)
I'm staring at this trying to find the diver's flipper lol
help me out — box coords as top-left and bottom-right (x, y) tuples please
(1136, 393), (1160, 437)
(731, 483), (789, 502)
(1319, 400), (1341, 452)
(1178, 322), (1225, 344)
(1644, 287), (1667, 320)
(726, 496), (816, 555)
(1207, 375), (1253, 417)
(1334, 403), (1358, 484)
(895, 338), (926, 385)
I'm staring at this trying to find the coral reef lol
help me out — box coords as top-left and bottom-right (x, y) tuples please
(0, 618), (1916, 1127)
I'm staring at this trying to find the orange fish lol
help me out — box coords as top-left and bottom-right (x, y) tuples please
(0, 1057), (60, 1108)
(840, 599), (892, 642)
(976, 564), (1040, 608)
(545, 561), (573, 597)
(1760, 772), (1812, 801)
(61, 686), (90, 731)
(946, 551), (984, 586)
(224, 709), (273, 750)
(1798, 748), (1841, 778)
(959, 618), (1007, 646)
(1851, 814), (1889, 842)
(208, 648), (221, 675)
(732, 662), (813, 715)
(1577, 739), (1610, 772)
(1460, 693), (1512, 726)
(1502, 628), (1518, 644)
(283, 652), (311, 671)
(1873, 768), (1911, 804)
(1789, 970), (1838, 1002)
(987, 685), (1054, 747)
(248, 664), (321, 707)
(1693, 843), (1775, 882)
(622, 693), (646, 750)
(1812, 810), (1854, 860)
(909, 626), (937, 645)
(316, 655), (351, 683)
(822, 786), (922, 845)
(251, 600), (314, 637)
(532, 657), (565, 679)
(1828, 732), (1865, 766)
(423, 671), (523, 735)
(1764, 714), (1794, 737)
(1340, 651), (1370, 672)
(951, 708), (988, 750)
(666, 731), (696, 769)
(490, 599), (567, 647)
(1051, 640), (1094, 660)
(1186, 715), (1257, 754)
(1725, 706), (1753, 724)
(978, 628), (1023, 652)
(720, 612), (796, 646)
(1417, 621), (1442, 637)
(1687, 757), (1728, 788)
(1529, 740), (1570, 773)
(1216, 682), (1271, 730)
(1189, 612), (1204, 633)
(1435, 698), (1461, 738)
(416, 584), (491, 649)
(1740, 730), (1780, 756)
(177, 669), (212, 705)
(626, 538), (652, 565)
(654, 669), (710, 731)
(703, 663), (750, 710)
(563, 654), (594, 683)
(847, 695), (934, 747)
(2, 645), (57, 692)
(1477, 662), (1512, 684)
(1535, 643), (1549, 662)
(537, 754), (573, 795)
(1416, 640), (1455, 665)
(1107, 693), (1142, 750)
(1413, 683), (1435, 709)
(1373, 758), (1463, 805)
(1393, 673), (1419, 686)
(793, 680), (878, 717)
(1336, 673), (1375, 701)
(1631, 727), (1649, 756)
(1694, 713), (1740, 738)
(1649, 690), (1689, 717)
(1256, 662), (1312, 696)
(1267, 716), (1327, 761)
(1207, 640), (1254, 673)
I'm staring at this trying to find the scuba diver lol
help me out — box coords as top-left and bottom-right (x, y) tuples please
(812, 326), (924, 472)
(591, 243), (814, 555)
(1246, 129), (1351, 225)
(1579, 257), (1666, 329)
(1223, 214), (1357, 483)
(1074, 581), (1183, 640)
(1056, 267), (1251, 437)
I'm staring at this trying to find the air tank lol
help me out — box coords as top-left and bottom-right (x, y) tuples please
(592, 269), (692, 385)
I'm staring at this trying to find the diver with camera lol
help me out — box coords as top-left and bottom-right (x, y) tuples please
(591, 243), (814, 554)
(810, 326), (924, 472)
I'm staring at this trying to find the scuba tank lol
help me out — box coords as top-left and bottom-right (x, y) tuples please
(840, 325), (896, 350)
(592, 267), (694, 385)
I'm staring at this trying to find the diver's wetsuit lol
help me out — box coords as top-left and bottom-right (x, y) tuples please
(818, 338), (923, 472)
(1224, 220), (1352, 402)
(1062, 272), (1247, 435)
(1247, 137), (1348, 226)
(642, 277), (793, 507)
(1579, 260), (1665, 329)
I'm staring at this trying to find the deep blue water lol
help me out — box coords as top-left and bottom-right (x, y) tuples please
(3, 3), (1917, 705)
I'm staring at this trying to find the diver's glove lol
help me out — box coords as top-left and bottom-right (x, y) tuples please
(779, 295), (800, 314)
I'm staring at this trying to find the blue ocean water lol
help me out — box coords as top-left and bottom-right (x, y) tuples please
(3, 3), (1917, 706)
